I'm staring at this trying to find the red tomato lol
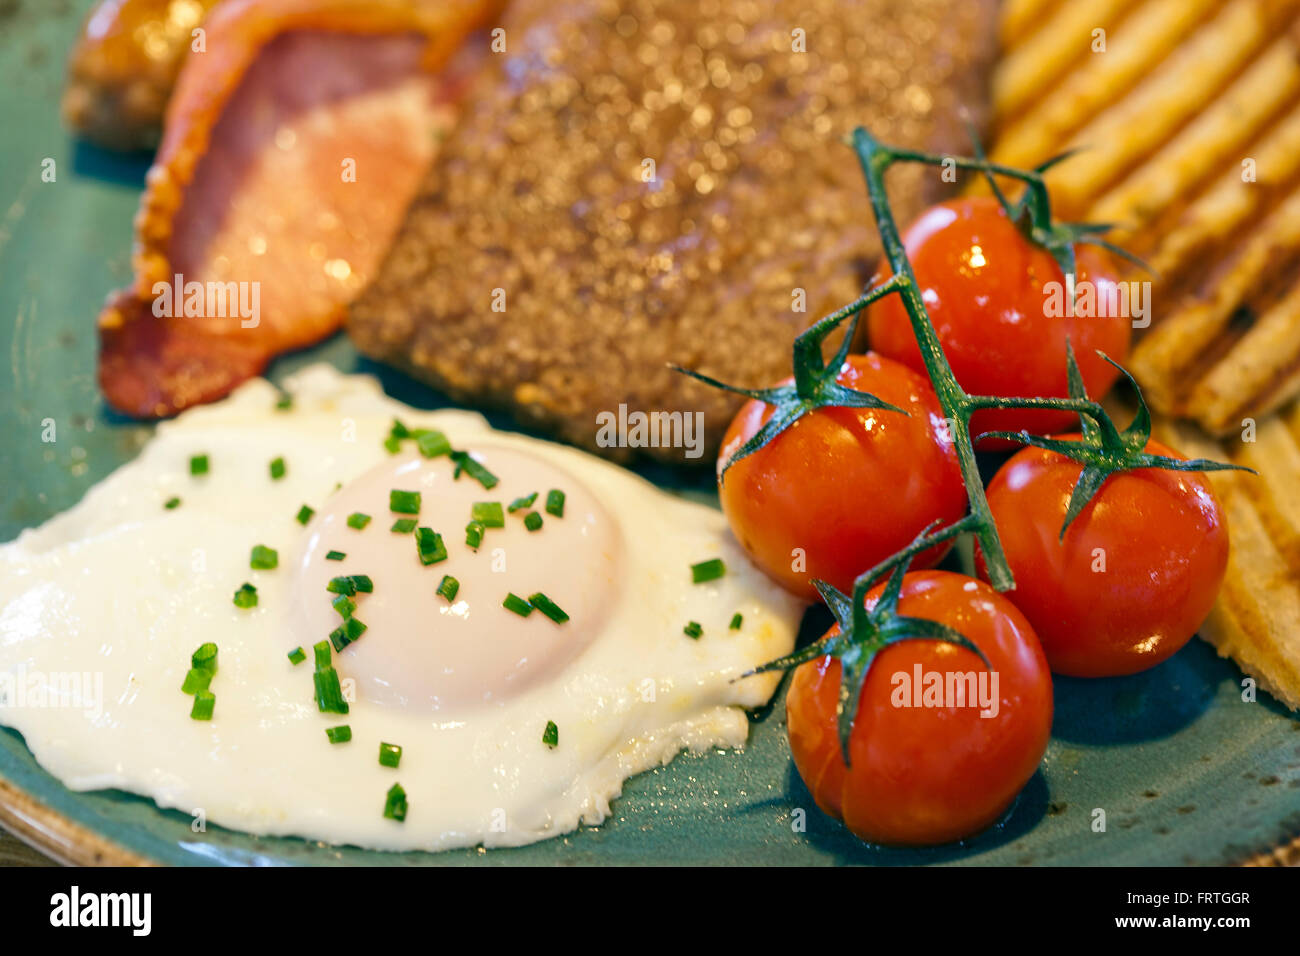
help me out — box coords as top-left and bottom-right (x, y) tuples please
(979, 435), (1230, 677)
(866, 196), (1131, 445)
(787, 571), (1053, 846)
(719, 353), (967, 602)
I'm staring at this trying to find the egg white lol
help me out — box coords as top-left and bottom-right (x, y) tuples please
(0, 365), (802, 852)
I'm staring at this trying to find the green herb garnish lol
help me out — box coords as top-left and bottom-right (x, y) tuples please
(164, 496), (181, 510)
(683, 621), (703, 639)
(437, 575), (459, 602)
(347, 512), (371, 530)
(288, 647), (306, 666)
(326, 725), (351, 744)
(232, 583), (258, 609)
(471, 502), (504, 528)
(390, 517), (418, 534)
(503, 593), (533, 617)
(390, 489), (421, 514)
(415, 528), (447, 566)
(729, 612), (743, 630)
(542, 720), (559, 749)
(190, 691), (215, 720)
(250, 545), (279, 570)
(416, 429), (451, 458)
(545, 490), (565, 517)
(508, 492), (538, 513)
(383, 783), (407, 821)
(270, 457), (286, 480)
(180, 668), (211, 695)
(449, 450), (498, 489)
(325, 550), (346, 561)
(325, 574), (372, 597)
(691, 558), (726, 584)
(379, 742), (402, 768)
(465, 520), (484, 549)
(523, 511), (543, 532)
(528, 592), (569, 625)
(189, 454), (209, 476)
(192, 642), (218, 674)
(296, 504), (315, 525)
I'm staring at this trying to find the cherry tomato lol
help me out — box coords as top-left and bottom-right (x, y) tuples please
(786, 570), (1053, 846)
(866, 196), (1131, 445)
(978, 436), (1230, 677)
(719, 353), (967, 602)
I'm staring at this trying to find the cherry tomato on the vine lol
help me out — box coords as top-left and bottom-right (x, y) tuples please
(718, 353), (967, 602)
(978, 435), (1230, 677)
(866, 196), (1132, 445)
(786, 570), (1053, 846)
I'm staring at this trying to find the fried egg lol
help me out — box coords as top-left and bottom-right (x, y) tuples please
(0, 365), (802, 851)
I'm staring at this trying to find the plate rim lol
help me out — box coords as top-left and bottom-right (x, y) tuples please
(1, 762), (1294, 867)
(0, 772), (153, 866)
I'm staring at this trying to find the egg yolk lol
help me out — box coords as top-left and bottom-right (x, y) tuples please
(284, 444), (623, 712)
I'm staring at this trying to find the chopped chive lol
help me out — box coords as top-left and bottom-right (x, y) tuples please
(270, 457), (286, 480)
(503, 592), (534, 617)
(326, 575), (356, 596)
(180, 668), (211, 695)
(508, 492), (538, 513)
(523, 511), (543, 532)
(465, 520), (484, 549)
(389, 489), (421, 514)
(729, 612), (743, 631)
(415, 429), (451, 458)
(331, 594), (357, 619)
(313, 666), (349, 714)
(275, 393), (293, 411)
(528, 592), (569, 625)
(691, 558), (726, 584)
(383, 783), (407, 821)
(449, 450), (498, 489)
(542, 720), (559, 749)
(313, 641), (331, 669)
(545, 489), (565, 517)
(347, 512), (371, 530)
(189, 454), (209, 476)
(190, 690), (215, 720)
(250, 545), (279, 570)
(325, 550), (346, 561)
(164, 496), (181, 510)
(390, 517), (418, 534)
(326, 725), (351, 744)
(389, 418), (411, 440)
(415, 527), (447, 566)
(287, 647), (306, 666)
(325, 574), (372, 596)
(329, 617), (366, 652)
(383, 435), (403, 455)
(192, 642), (218, 674)
(437, 575), (459, 602)
(296, 504), (315, 525)
(233, 583), (258, 609)
(683, 621), (703, 640)
(471, 502), (504, 528)
(379, 742), (402, 768)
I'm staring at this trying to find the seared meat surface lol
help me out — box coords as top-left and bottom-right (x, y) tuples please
(349, 0), (998, 462)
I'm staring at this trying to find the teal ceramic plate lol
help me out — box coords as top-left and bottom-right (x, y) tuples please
(2, 1), (1298, 866)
